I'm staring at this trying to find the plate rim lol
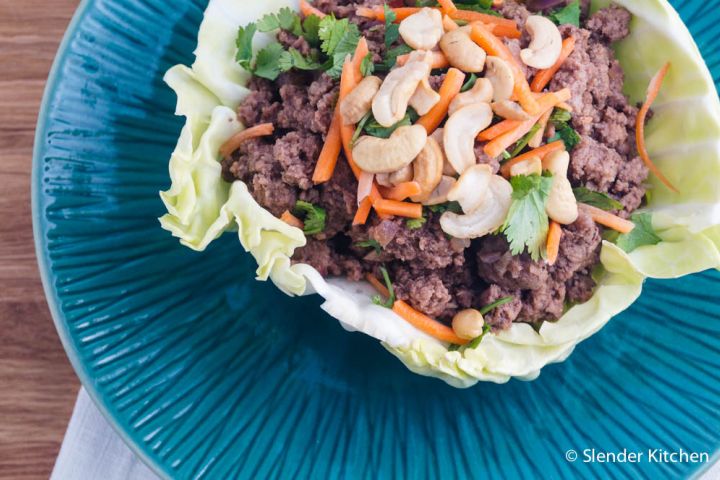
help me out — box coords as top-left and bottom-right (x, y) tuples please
(30, 0), (169, 477)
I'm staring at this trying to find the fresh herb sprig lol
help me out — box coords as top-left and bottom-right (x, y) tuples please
(573, 187), (624, 211)
(547, 0), (581, 27)
(502, 173), (554, 260)
(371, 266), (396, 308)
(293, 201), (327, 236)
(607, 213), (662, 253)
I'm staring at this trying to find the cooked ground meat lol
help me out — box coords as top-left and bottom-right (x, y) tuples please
(224, 0), (648, 329)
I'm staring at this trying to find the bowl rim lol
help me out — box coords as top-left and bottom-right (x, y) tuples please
(31, 0), (169, 477)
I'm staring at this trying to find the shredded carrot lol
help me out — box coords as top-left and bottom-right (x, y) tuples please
(529, 108), (553, 148)
(438, 0), (458, 15)
(351, 37), (369, 80)
(219, 123), (274, 158)
(357, 6), (516, 28)
(477, 119), (521, 141)
(378, 181), (422, 201)
(417, 68), (466, 134)
(300, 0), (326, 18)
(353, 197), (374, 225)
(485, 88), (571, 159)
(492, 0), (504, 5)
(281, 210), (304, 229)
(556, 101), (573, 112)
(487, 23), (522, 39)
(546, 221), (562, 266)
(499, 141), (564, 177)
(393, 300), (468, 345)
(366, 273), (390, 298)
(470, 23), (539, 115)
(397, 50), (449, 69)
(450, 10), (516, 28)
(530, 36), (576, 93)
(373, 198), (423, 219)
(443, 14), (459, 31)
(636, 62), (678, 193)
(579, 204), (635, 234)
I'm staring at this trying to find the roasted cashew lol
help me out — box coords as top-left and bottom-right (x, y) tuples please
(444, 102), (494, 174)
(409, 78), (441, 116)
(521, 16), (562, 69)
(376, 164), (414, 187)
(423, 175), (456, 205)
(485, 56), (514, 102)
(399, 8), (444, 51)
(542, 151), (578, 224)
(440, 174), (513, 239)
(430, 128), (457, 176)
(410, 137), (444, 202)
(447, 164), (492, 213)
(509, 156), (542, 177)
(491, 100), (531, 121)
(448, 78), (494, 116)
(452, 309), (485, 340)
(439, 26), (487, 73)
(340, 76), (382, 125)
(353, 125), (428, 173)
(372, 61), (430, 127)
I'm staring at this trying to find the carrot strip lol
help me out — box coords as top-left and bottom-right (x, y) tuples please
(357, 6), (515, 27)
(556, 101), (573, 112)
(393, 300), (468, 345)
(477, 119), (521, 141)
(546, 221), (562, 266)
(487, 23), (522, 39)
(281, 210), (304, 229)
(579, 204), (635, 234)
(353, 197), (374, 225)
(530, 36), (576, 92)
(438, 0), (458, 15)
(451, 10), (516, 28)
(636, 62), (678, 193)
(443, 14), (459, 32)
(351, 37), (369, 80)
(378, 181), (422, 201)
(417, 68), (466, 134)
(219, 123), (274, 158)
(499, 141), (564, 177)
(373, 199), (423, 219)
(300, 0), (326, 18)
(485, 89), (571, 159)
(529, 108), (552, 148)
(397, 50), (449, 69)
(366, 273), (390, 298)
(470, 23), (539, 115)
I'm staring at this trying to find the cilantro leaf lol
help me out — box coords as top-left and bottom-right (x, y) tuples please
(278, 48), (323, 72)
(253, 43), (286, 80)
(257, 7), (303, 35)
(573, 187), (624, 211)
(319, 15), (360, 78)
(302, 14), (322, 46)
(380, 44), (414, 71)
(428, 201), (463, 214)
(550, 108), (572, 123)
(384, 4), (400, 49)
(614, 213), (661, 253)
(360, 53), (375, 77)
(502, 174), (553, 260)
(548, 121), (581, 151)
(355, 239), (383, 255)
(406, 216), (427, 229)
(293, 201), (327, 235)
(371, 266), (396, 308)
(363, 110), (418, 138)
(548, 0), (581, 27)
(236, 23), (257, 71)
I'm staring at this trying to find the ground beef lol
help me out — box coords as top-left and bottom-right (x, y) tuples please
(225, 0), (646, 330)
(475, 144), (501, 174)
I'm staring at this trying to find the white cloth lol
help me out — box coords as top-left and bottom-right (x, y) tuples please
(53, 388), (719, 480)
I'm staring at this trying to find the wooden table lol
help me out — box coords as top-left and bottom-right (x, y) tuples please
(0, 1), (82, 478)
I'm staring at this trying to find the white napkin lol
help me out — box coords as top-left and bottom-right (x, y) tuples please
(53, 388), (719, 479)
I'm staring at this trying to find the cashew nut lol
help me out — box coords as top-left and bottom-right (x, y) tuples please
(491, 100), (531, 121)
(340, 76), (382, 125)
(448, 78), (494, 116)
(399, 8), (444, 51)
(485, 56), (514, 102)
(447, 164), (492, 213)
(509, 156), (542, 177)
(352, 125), (428, 173)
(452, 309), (485, 340)
(423, 175), (457, 206)
(376, 164), (414, 187)
(440, 174), (513, 239)
(439, 27), (487, 73)
(542, 151), (578, 224)
(430, 128), (457, 176)
(521, 16), (562, 69)
(409, 78), (441, 116)
(372, 61), (430, 127)
(411, 137), (444, 202)
(444, 102), (493, 174)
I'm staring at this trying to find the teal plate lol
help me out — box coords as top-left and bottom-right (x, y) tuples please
(33, 1), (720, 479)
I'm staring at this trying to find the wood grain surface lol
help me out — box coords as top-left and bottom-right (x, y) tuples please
(0, 1), (81, 478)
